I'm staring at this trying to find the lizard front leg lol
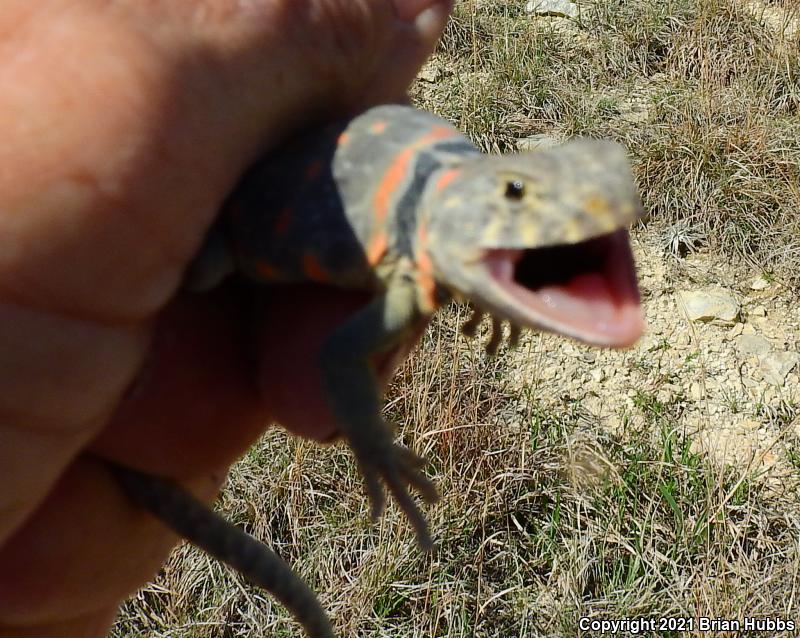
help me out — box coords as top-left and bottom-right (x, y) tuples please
(320, 274), (438, 548)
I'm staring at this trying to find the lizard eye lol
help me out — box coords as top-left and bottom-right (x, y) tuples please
(504, 180), (525, 201)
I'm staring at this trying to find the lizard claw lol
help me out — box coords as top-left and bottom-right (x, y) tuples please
(396, 447), (438, 503)
(352, 422), (438, 549)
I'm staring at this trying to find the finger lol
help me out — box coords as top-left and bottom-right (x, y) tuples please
(351, 0), (456, 105)
(0, 0), (455, 320)
(0, 302), (147, 546)
(90, 289), (269, 477)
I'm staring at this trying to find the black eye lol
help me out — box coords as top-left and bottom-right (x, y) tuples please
(504, 180), (525, 200)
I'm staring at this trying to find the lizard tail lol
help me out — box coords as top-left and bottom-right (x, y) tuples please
(109, 463), (335, 638)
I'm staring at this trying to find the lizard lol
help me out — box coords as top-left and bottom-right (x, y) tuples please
(111, 103), (645, 638)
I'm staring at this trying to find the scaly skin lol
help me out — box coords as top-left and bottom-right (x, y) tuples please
(211, 104), (644, 546)
(113, 103), (645, 638)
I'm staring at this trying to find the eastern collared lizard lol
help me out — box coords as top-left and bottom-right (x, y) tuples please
(111, 104), (644, 638)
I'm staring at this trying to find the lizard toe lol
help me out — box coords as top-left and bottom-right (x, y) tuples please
(384, 470), (432, 550)
(396, 445), (428, 470)
(401, 468), (438, 504)
(395, 449), (438, 503)
(362, 471), (386, 521)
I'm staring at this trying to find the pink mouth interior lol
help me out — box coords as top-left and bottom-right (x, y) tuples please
(484, 230), (644, 347)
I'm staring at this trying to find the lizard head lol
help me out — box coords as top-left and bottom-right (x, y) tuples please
(420, 139), (645, 348)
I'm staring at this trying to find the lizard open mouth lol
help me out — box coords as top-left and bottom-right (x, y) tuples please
(482, 229), (643, 347)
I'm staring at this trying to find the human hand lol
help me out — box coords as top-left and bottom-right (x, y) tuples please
(0, 1), (452, 635)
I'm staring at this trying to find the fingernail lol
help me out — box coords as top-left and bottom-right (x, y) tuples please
(392, 0), (453, 23)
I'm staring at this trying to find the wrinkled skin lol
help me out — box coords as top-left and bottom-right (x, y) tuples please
(0, 1), (453, 636)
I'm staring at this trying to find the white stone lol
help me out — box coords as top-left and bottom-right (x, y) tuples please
(677, 289), (740, 324)
(736, 334), (772, 357)
(760, 351), (800, 386)
(516, 134), (558, 151)
(525, 0), (579, 18)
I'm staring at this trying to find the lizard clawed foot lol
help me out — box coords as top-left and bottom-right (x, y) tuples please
(462, 308), (524, 354)
(351, 422), (438, 549)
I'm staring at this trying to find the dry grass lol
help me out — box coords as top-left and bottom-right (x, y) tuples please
(114, 308), (800, 636)
(114, 1), (800, 636)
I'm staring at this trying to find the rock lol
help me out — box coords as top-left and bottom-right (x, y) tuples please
(516, 134), (558, 152)
(674, 331), (692, 347)
(692, 418), (776, 467)
(639, 335), (661, 351)
(742, 377), (760, 389)
(525, 0), (578, 18)
(677, 289), (740, 324)
(656, 386), (675, 404)
(750, 275), (770, 290)
(541, 365), (559, 380)
(760, 351), (800, 386)
(417, 64), (441, 83)
(581, 352), (597, 364)
(736, 334), (772, 357)
(584, 396), (604, 417)
(763, 387), (779, 403)
(617, 97), (650, 124)
(589, 368), (605, 383)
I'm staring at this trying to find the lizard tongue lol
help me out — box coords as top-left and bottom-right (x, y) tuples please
(534, 272), (643, 345)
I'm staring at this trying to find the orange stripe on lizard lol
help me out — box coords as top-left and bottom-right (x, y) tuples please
(415, 221), (438, 312)
(435, 168), (460, 192)
(366, 231), (388, 266)
(370, 121), (388, 134)
(304, 159), (323, 179)
(372, 125), (458, 223)
(302, 252), (330, 283)
(273, 206), (293, 236)
(256, 261), (281, 280)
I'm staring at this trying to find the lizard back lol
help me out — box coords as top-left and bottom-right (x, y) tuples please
(220, 105), (480, 290)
